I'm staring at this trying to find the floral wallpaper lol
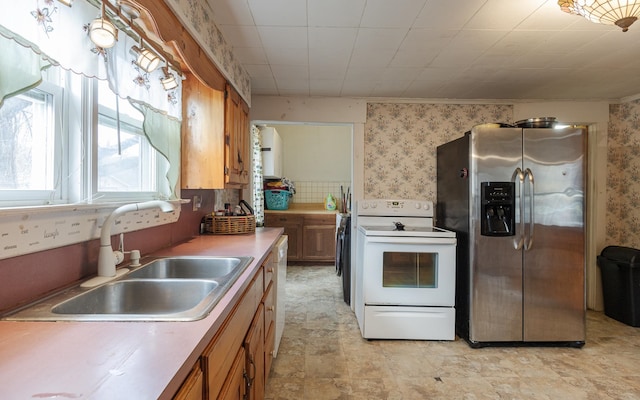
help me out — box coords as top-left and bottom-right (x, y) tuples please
(251, 125), (265, 226)
(364, 103), (513, 200)
(167, 0), (251, 105)
(607, 99), (640, 247)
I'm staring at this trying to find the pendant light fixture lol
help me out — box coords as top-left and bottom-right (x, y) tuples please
(558, 0), (640, 32)
(160, 66), (178, 91)
(131, 41), (160, 73)
(88, 2), (117, 47)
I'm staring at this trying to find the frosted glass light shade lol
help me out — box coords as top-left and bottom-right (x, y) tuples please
(131, 46), (160, 72)
(89, 18), (117, 48)
(558, 0), (640, 31)
(160, 67), (178, 90)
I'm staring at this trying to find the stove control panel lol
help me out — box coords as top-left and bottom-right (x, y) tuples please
(357, 199), (433, 217)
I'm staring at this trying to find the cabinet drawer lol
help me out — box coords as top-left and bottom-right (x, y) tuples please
(303, 214), (336, 225)
(263, 281), (275, 328)
(263, 252), (275, 289)
(265, 214), (303, 225)
(265, 321), (275, 378)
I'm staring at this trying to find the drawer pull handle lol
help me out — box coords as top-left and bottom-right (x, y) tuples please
(267, 306), (275, 311)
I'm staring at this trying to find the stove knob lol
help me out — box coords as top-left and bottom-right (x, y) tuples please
(415, 203), (421, 209)
(371, 202), (377, 208)
(423, 203), (431, 211)
(361, 202), (369, 209)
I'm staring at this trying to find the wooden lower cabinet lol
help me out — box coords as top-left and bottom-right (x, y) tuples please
(218, 347), (245, 400)
(265, 213), (336, 263)
(173, 249), (277, 400)
(173, 363), (204, 400)
(302, 214), (336, 261)
(244, 303), (265, 400)
(264, 214), (303, 262)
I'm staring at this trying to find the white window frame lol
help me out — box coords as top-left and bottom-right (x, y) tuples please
(0, 79), (65, 207)
(0, 67), (172, 208)
(90, 78), (167, 203)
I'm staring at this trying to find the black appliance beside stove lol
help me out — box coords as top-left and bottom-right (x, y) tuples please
(336, 214), (351, 305)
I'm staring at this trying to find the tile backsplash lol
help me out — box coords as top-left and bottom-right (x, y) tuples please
(292, 181), (351, 205)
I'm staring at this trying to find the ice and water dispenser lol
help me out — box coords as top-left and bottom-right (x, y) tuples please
(481, 182), (515, 236)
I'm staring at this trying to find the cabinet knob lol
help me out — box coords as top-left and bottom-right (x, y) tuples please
(267, 306), (275, 311)
(267, 268), (274, 273)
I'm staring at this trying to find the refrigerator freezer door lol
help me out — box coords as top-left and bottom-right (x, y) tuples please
(469, 126), (524, 342)
(522, 128), (586, 342)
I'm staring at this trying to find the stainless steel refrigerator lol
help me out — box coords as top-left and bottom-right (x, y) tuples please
(436, 123), (586, 347)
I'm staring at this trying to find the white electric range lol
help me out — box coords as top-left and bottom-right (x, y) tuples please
(354, 199), (457, 340)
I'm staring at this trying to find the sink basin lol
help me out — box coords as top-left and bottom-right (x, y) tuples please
(3, 255), (255, 322)
(127, 256), (252, 280)
(52, 279), (218, 319)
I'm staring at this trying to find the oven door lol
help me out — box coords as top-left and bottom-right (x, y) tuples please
(361, 235), (456, 306)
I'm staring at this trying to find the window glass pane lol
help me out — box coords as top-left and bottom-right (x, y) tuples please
(382, 252), (438, 288)
(97, 116), (155, 192)
(96, 79), (159, 194)
(0, 90), (54, 190)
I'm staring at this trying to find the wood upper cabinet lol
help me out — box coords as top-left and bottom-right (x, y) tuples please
(224, 83), (250, 188)
(181, 72), (226, 189)
(181, 76), (250, 189)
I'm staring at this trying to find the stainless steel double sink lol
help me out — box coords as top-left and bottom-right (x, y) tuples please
(4, 256), (254, 322)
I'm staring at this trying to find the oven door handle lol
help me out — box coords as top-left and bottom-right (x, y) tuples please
(364, 236), (456, 245)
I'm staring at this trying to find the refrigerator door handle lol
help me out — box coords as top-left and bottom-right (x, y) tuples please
(524, 168), (535, 250)
(512, 167), (525, 250)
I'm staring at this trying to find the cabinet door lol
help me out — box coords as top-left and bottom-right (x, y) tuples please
(244, 303), (265, 400)
(265, 214), (303, 261)
(173, 362), (204, 400)
(224, 84), (249, 188)
(203, 270), (263, 400)
(218, 347), (246, 400)
(302, 224), (336, 261)
(181, 72), (226, 189)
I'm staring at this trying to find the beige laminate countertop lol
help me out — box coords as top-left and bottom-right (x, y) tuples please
(0, 227), (283, 400)
(264, 202), (340, 215)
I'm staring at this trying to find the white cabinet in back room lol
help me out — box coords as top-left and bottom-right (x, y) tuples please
(261, 127), (283, 179)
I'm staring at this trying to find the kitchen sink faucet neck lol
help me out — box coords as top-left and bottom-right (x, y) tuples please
(83, 200), (175, 288)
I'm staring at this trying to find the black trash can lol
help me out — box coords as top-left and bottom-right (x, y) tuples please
(597, 246), (640, 327)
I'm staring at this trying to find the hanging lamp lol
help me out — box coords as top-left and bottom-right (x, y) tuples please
(558, 0), (640, 32)
(88, 2), (117, 47)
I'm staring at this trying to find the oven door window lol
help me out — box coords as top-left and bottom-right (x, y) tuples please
(382, 252), (437, 288)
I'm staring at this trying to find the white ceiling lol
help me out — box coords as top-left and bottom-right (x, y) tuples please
(206, 0), (640, 101)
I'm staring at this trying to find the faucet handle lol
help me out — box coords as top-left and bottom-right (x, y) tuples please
(113, 250), (125, 265)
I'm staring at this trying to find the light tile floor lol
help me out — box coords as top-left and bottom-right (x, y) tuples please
(266, 265), (640, 400)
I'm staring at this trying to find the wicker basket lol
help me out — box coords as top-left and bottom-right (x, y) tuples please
(205, 215), (256, 235)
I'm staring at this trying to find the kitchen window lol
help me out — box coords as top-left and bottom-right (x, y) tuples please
(94, 79), (169, 201)
(0, 65), (171, 207)
(0, 79), (63, 206)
